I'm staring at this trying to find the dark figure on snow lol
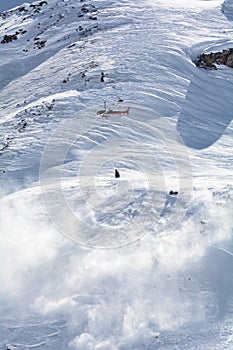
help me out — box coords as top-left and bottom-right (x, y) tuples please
(169, 190), (178, 195)
(100, 72), (105, 82)
(115, 169), (120, 178)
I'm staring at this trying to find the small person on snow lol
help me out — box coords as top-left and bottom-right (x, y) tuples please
(100, 72), (105, 82)
(115, 169), (120, 178)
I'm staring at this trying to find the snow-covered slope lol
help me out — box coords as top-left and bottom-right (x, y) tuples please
(0, 0), (233, 349)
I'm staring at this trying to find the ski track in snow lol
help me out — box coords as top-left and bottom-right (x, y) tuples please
(0, 0), (233, 349)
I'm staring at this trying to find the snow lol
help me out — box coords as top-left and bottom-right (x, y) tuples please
(0, 0), (233, 349)
(177, 63), (233, 149)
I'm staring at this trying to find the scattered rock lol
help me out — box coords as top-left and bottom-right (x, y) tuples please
(30, 1), (47, 9)
(18, 29), (27, 34)
(68, 43), (76, 48)
(33, 40), (46, 49)
(81, 70), (87, 78)
(81, 6), (89, 13)
(6, 345), (18, 350)
(1, 33), (18, 44)
(46, 102), (54, 110)
(1, 29), (27, 44)
(0, 143), (9, 152)
(17, 118), (27, 133)
(169, 191), (178, 195)
(195, 48), (233, 69)
(89, 61), (98, 69)
(18, 6), (27, 12)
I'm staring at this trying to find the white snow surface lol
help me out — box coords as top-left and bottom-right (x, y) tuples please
(0, 0), (233, 349)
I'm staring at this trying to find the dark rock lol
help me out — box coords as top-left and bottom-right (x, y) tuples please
(18, 119), (27, 132)
(196, 48), (233, 69)
(169, 191), (178, 195)
(18, 6), (27, 12)
(19, 29), (27, 34)
(0, 142), (9, 151)
(82, 9), (89, 13)
(33, 40), (46, 49)
(1, 29), (27, 44)
(1, 33), (18, 44)
(81, 70), (86, 78)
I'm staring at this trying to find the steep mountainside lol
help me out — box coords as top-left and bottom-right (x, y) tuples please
(0, 1), (233, 349)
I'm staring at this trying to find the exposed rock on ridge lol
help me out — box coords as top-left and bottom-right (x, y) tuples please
(195, 48), (233, 69)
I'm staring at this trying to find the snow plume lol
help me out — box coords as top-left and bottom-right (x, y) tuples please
(1, 183), (232, 349)
(0, 189), (65, 306)
(1, 0), (233, 348)
(39, 105), (193, 249)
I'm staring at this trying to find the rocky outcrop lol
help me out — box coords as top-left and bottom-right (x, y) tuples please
(1, 29), (27, 44)
(195, 48), (233, 69)
(0, 1), (48, 20)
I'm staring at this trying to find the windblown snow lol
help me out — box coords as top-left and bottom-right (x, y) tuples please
(0, 0), (233, 349)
